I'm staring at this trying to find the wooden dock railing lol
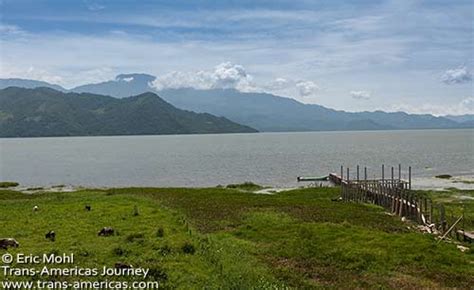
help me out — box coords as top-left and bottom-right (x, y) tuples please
(331, 165), (471, 243)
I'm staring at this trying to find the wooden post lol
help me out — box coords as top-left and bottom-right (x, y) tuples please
(417, 197), (422, 223)
(392, 187), (396, 213)
(440, 204), (446, 233)
(408, 192), (413, 219)
(364, 167), (367, 180)
(398, 164), (401, 181)
(396, 190), (402, 216)
(400, 190), (406, 217)
(347, 167), (350, 182)
(430, 200), (433, 225)
(391, 167), (394, 184)
(357, 165), (359, 182)
(424, 198), (428, 224)
(408, 166), (412, 190)
(382, 164), (385, 181)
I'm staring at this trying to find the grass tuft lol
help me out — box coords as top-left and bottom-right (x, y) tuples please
(0, 181), (19, 188)
(226, 182), (263, 191)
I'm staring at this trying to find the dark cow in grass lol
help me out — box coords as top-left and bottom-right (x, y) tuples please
(45, 231), (56, 242)
(0, 238), (19, 249)
(98, 227), (114, 237)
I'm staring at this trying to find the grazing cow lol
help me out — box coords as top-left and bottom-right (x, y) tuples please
(98, 227), (114, 237)
(33, 206), (39, 212)
(0, 238), (19, 250)
(45, 231), (56, 242)
(85, 205), (91, 211)
(115, 262), (133, 269)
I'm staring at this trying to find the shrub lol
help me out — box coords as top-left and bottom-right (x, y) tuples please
(181, 242), (195, 254)
(226, 182), (262, 191)
(435, 174), (452, 179)
(147, 267), (168, 281)
(133, 205), (139, 216)
(112, 247), (127, 256)
(0, 182), (19, 188)
(156, 227), (164, 238)
(158, 245), (172, 256)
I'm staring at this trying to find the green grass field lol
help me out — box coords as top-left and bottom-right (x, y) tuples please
(0, 186), (473, 288)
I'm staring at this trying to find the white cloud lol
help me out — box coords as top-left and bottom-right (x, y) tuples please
(212, 62), (252, 89)
(442, 66), (472, 84)
(265, 78), (291, 90)
(152, 62), (258, 92)
(0, 24), (27, 38)
(459, 97), (474, 112)
(0, 66), (64, 85)
(350, 90), (371, 100)
(83, 0), (105, 11)
(296, 81), (319, 97)
(152, 64), (323, 102)
(121, 77), (134, 82)
(389, 97), (474, 116)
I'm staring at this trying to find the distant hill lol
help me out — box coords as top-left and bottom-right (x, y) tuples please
(444, 114), (474, 123)
(159, 88), (459, 131)
(72, 73), (157, 98)
(0, 78), (67, 92)
(1, 75), (471, 132)
(0, 87), (257, 137)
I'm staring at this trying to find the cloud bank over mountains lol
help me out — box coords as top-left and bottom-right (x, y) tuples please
(152, 62), (256, 92)
(0, 0), (472, 115)
(151, 62), (321, 98)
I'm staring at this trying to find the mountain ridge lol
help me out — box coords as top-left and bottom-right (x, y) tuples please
(1, 75), (471, 132)
(0, 87), (257, 137)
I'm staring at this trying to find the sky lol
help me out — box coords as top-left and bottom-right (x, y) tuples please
(0, 0), (473, 115)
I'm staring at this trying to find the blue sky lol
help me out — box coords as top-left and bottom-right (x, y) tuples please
(0, 0), (472, 115)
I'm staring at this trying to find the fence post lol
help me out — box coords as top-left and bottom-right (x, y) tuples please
(382, 164), (385, 181)
(430, 200), (433, 225)
(439, 204), (446, 233)
(408, 166), (412, 190)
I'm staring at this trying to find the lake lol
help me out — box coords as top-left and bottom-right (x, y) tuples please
(1, 129), (473, 189)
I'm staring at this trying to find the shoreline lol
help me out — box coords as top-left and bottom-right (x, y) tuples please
(2, 176), (474, 195)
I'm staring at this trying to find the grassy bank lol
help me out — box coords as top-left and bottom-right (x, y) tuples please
(1, 187), (473, 288)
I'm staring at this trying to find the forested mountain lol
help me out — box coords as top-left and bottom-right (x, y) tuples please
(0, 87), (257, 137)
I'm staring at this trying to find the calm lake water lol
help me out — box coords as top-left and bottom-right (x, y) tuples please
(1, 129), (473, 189)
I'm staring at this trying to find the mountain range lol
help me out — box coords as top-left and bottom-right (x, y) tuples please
(0, 87), (256, 137)
(1, 74), (472, 133)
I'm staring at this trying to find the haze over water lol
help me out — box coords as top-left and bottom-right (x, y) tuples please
(1, 129), (473, 189)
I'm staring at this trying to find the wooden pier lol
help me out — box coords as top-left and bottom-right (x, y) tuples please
(332, 165), (471, 243)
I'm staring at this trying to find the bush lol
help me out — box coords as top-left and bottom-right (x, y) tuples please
(132, 205), (139, 216)
(181, 242), (195, 254)
(158, 245), (172, 256)
(435, 174), (452, 179)
(226, 182), (262, 191)
(0, 182), (19, 188)
(147, 267), (168, 281)
(156, 227), (164, 238)
(112, 247), (128, 256)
